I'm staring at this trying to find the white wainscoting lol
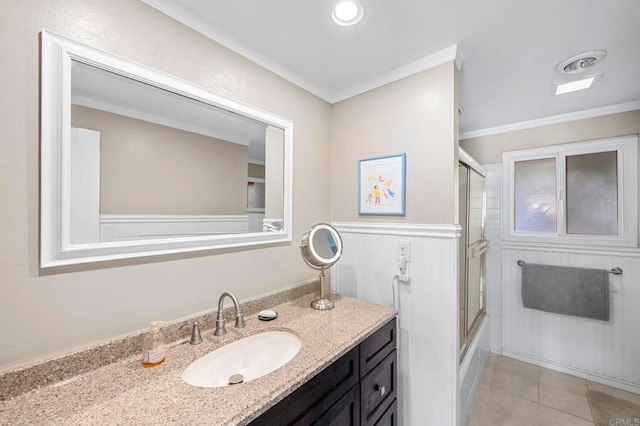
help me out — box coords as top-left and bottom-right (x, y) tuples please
(99, 215), (249, 242)
(502, 246), (640, 393)
(331, 222), (461, 426)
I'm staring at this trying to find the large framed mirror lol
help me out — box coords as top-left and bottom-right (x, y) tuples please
(40, 30), (293, 267)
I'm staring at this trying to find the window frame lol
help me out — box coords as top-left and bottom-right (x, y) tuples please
(502, 134), (638, 248)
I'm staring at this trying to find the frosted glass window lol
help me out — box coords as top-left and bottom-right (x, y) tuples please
(514, 158), (557, 232)
(566, 151), (618, 235)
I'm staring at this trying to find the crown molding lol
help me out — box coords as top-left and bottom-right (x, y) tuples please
(329, 45), (459, 103)
(460, 100), (640, 140)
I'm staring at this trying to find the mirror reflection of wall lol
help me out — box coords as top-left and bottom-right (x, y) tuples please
(72, 105), (249, 216)
(312, 229), (338, 260)
(68, 60), (285, 243)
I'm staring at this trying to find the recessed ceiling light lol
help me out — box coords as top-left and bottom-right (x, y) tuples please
(332, 1), (365, 26)
(553, 73), (601, 96)
(555, 50), (607, 74)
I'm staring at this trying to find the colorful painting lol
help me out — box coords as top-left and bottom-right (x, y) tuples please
(358, 153), (406, 215)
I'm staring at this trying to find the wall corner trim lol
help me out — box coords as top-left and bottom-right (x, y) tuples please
(331, 221), (462, 238)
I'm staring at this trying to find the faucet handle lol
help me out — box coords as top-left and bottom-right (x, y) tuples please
(235, 314), (245, 329)
(190, 321), (203, 345)
(181, 321), (203, 345)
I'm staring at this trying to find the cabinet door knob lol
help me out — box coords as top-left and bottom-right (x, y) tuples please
(374, 384), (386, 396)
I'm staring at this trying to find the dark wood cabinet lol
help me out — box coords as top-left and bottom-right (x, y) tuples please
(361, 350), (397, 425)
(360, 319), (396, 377)
(373, 399), (397, 426)
(301, 384), (360, 426)
(250, 318), (397, 426)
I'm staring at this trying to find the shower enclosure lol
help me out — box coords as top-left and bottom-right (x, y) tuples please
(458, 159), (488, 360)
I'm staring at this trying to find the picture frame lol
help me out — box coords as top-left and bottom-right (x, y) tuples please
(358, 153), (406, 215)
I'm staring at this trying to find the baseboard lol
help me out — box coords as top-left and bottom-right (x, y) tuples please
(502, 349), (640, 395)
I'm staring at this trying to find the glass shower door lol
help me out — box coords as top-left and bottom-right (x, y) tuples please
(459, 162), (487, 359)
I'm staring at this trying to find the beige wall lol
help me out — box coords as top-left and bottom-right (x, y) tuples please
(460, 110), (640, 164)
(72, 105), (248, 215)
(248, 163), (265, 179)
(331, 62), (459, 224)
(0, 0), (331, 371)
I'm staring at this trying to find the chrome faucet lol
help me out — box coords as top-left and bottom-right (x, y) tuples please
(213, 292), (245, 336)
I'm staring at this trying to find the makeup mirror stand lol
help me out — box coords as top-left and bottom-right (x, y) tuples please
(311, 268), (334, 310)
(299, 223), (343, 311)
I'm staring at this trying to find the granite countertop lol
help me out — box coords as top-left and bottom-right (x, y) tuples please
(0, 294), (396, 425)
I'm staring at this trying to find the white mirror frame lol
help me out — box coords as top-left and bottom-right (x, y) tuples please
(40, 30), (293, 268)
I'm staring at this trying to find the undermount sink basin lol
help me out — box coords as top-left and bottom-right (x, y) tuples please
(182, 331), (302, 388)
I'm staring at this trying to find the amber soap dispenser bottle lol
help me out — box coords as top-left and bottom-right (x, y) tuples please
(141, 321), (167, 368)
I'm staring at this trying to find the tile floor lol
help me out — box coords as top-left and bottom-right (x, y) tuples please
(467, 354), (640, 426)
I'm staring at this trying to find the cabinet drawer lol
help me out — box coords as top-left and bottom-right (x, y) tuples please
(360, 350), (397, 425)
(250, 346), (359, 426)
(295, 384), (360, 426)
(360, 318), (396, 377)
(373, 398), (397, 426)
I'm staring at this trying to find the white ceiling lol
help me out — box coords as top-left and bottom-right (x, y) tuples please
(142, 0), (640, 136)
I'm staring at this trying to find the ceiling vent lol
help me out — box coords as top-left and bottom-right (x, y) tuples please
(555, 50), (607, 74)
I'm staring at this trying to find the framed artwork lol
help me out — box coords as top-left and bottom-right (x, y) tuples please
(358, 153), (406, 215)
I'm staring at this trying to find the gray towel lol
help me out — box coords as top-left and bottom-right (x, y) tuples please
(521, 263), (609, 321)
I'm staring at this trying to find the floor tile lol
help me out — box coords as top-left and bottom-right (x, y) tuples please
(491, 368), (539, 402)
(467, 410), (483, 426)
(481, 391), (539, 426)
(539, 405), (594, 426)
(473, 381), (491, 408)
(494, 356), (539, 382)
(467, 379), (491, 425)
(466, 356), (640, 426)
(467, 394), (486, 426)
(479, 355), (497, 385)
(540, 383), (593, 421)
(587, 381), (640, 405)
(539, 367), (588, 396)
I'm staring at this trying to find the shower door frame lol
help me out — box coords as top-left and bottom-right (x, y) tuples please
(458, 154), (488, 363)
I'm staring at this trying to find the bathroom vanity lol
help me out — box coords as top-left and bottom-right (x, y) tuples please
(0, 292), (396, 425)
(251, 318), (397, 425)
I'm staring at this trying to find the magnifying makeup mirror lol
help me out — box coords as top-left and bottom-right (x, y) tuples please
(300, 223), (343, 310)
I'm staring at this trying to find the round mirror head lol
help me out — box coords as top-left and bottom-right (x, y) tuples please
(300, 223), (343, 269)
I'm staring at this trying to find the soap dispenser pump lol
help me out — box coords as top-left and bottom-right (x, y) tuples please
(141, 321), (167, 368)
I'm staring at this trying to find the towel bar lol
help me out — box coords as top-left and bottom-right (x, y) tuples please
(516, 260), (623, 275)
